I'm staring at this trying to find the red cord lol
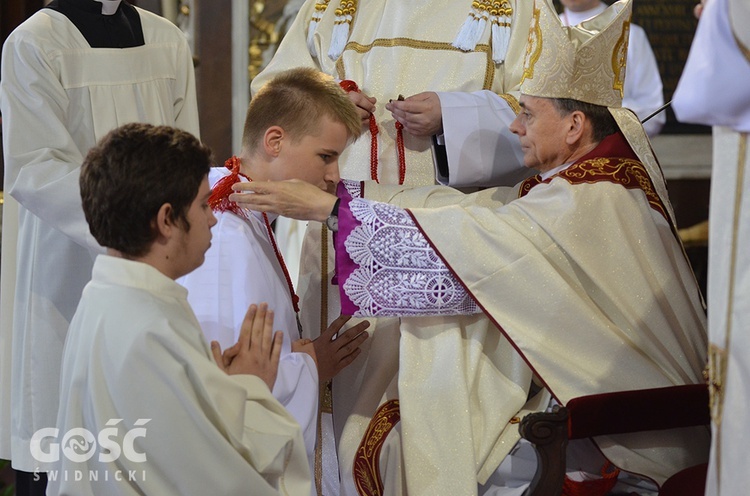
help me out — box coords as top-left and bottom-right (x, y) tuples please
(369, 114), (379, 183)
(395, 121), (405, 185)
(210, 156), (300, 313)
(341, 79), (380, 183)
(262, 213), (300, 314)
(339, 79), (406, 185)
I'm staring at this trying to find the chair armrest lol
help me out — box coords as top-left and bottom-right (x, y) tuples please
(519, 407), (568, 496)
(519, 384), (709, 496)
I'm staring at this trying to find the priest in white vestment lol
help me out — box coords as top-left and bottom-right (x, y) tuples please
(0, 0), (199, 485)
(672, 0), (750, 494)
(232, 1), (709, 494)
(49, 123), (311, 496)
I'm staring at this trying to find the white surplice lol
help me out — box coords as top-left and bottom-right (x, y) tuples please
(672, 0), (750, 494)
(48, 255), (311, 496)
(0, 6), (199, 470)
(178, 168), (319, 484)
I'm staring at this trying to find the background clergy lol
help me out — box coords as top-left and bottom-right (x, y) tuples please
(672, 0), (750, 494)
(0, 1), (199, 492)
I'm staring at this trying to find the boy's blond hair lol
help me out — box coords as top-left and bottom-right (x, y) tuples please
(242, 67), (362, 153)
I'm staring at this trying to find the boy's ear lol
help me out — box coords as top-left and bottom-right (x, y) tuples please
(263, 126), (285, 157)
(154, 203), (175, 239)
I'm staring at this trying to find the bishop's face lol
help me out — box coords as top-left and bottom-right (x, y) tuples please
(509, 95), (575, 174)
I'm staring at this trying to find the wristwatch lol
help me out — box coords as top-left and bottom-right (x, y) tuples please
(326, 198), (341, 232)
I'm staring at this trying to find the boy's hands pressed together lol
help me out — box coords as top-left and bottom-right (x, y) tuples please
(212, 303), (283, 390)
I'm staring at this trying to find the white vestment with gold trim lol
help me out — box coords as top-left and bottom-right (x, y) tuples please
(672, 0), (750, 493)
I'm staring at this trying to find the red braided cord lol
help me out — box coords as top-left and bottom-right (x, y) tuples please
(369, 114), (379, 183)
(395, 121), (406, 185)
(208, 156), (250, 218)
(340, 79), (380, 183)
(339, 79), (360, 93)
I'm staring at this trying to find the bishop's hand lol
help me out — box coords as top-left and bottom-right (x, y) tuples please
(230, 179), (338, 223)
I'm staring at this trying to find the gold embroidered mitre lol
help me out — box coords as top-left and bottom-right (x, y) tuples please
(520, 0), (632, 108)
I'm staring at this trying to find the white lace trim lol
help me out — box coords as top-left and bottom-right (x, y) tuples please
(341, 179), (362, 199)
(342, 199), (479, 316)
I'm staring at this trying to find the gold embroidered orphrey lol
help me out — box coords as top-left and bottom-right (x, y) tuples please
(521, 5), (542, 83)
(353, 400), (401, 496)
(612, 19), (630, 95)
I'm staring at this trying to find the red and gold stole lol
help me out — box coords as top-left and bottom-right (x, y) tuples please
(519, 132), (669, 223)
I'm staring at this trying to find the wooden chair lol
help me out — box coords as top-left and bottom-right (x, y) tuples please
(519, 384), (710, 496)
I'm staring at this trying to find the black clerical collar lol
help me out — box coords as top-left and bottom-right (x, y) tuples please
(46, 0), (145, 49)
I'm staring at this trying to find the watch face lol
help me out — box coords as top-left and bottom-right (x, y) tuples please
(326, 215), (339, 232)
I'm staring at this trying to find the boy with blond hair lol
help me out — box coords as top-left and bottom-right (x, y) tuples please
(179, 68), (370, 486)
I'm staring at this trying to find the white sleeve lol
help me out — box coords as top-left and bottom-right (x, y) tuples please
(338, 198), (480, 317)
(622, 25), (665, 137)
(0, 35), (100, 252)
(102, 325), (310, 495)
(435, 90), (530, 188)
(672, 0), (750, 132)
(273, 352), (318, 463)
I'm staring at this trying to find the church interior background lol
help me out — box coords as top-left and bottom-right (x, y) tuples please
(0, 1), (711, 485)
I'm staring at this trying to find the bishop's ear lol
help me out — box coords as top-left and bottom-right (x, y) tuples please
(565, 110), (587, 146)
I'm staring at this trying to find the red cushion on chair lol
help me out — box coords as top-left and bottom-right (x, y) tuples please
(659, 463), (708, 496)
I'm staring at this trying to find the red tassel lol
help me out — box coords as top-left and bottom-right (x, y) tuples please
(208, 156), (248, 219)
